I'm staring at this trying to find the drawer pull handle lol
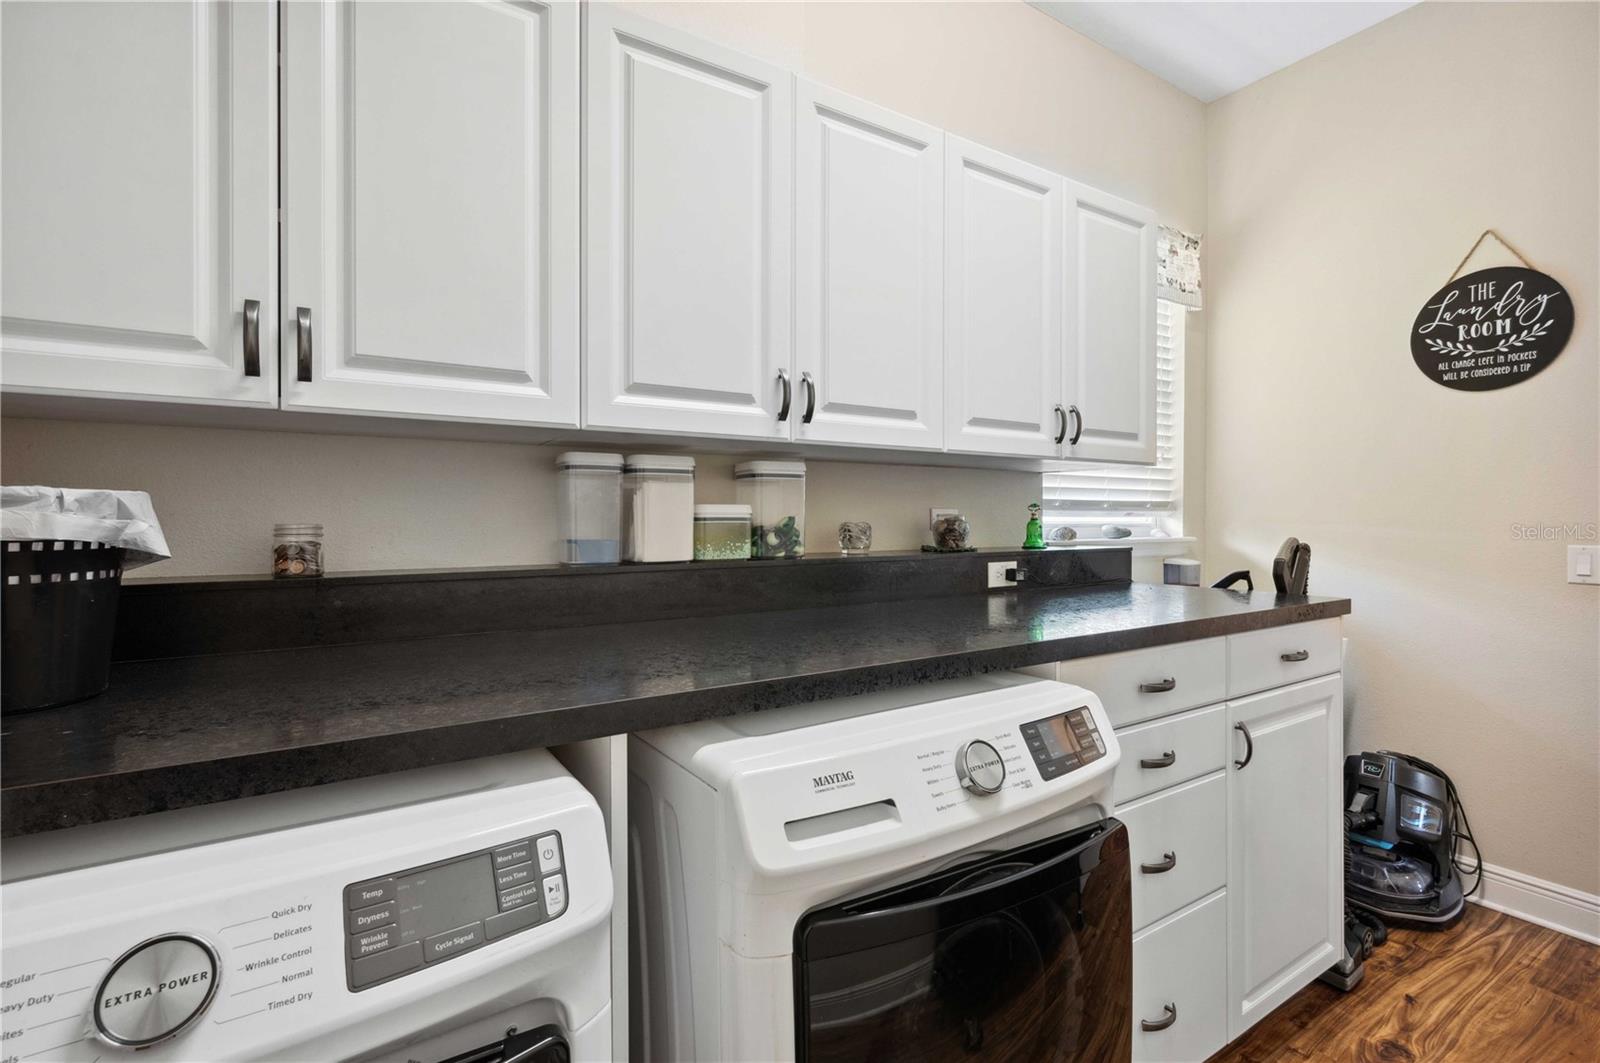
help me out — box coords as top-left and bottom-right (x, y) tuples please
(1141, 1003), (1177, 1033)
(1140, 851), (1177, 874)
(1234, 721), (1254, 769)
(1138, 677), (1176, 693)
(1140, 750), (1176, 769)
(776, 368), (792, 422)
(1280, 649), (1310, 662)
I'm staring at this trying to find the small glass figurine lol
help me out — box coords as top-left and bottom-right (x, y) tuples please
(1023, 502), (1047, 550)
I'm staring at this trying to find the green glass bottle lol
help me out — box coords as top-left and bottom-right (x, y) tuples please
(1023, 502), (1047, 550)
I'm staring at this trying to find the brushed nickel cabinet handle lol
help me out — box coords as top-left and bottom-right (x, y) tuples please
(242, 298), (261, 377)
(1281, 649), (1310, 662)
(296, 307), (313, 383)
(776, 368), (791, 422)
(1053, 404), (1067, 445)
(1140, 852), (1177, 874)
(1141, 1003), (1177, 1032)
(1234, 721), (1254, 769)
(1139, 677), (1176, 694)
(1140, 750), (1176, 769)
(1067, 404), (1084, 445)
(800, 371), (816, 424)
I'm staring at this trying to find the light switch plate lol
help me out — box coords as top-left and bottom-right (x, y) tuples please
(1568, 545), (1599, 585)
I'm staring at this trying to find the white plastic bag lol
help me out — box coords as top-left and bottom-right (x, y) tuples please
(1, 486), (171, 568)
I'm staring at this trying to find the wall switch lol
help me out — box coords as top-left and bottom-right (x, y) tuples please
(988, 561), (1021, 589)
(1569, 545), (1599, 585)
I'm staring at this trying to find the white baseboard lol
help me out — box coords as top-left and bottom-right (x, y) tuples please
(1468, 862), (1600, 945)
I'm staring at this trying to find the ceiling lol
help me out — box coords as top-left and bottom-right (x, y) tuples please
(1028, 1), (1417, 102)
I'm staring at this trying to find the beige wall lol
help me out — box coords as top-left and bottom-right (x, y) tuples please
(0, 419), (1047, 576)
(0, 1), (1208, 579)
(1206, 2), (1600, 894)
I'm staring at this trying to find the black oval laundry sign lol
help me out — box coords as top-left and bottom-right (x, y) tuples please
(1411, 266), (1573, 390)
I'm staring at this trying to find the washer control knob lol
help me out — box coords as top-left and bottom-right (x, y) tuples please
(94, 934), (220, 1049)
(955, 739), (1007, 795)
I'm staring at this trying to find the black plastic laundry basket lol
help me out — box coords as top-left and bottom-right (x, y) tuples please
(2, 540), (127, 714)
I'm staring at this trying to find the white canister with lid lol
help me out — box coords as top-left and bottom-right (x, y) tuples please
(624, 455), (695, 563)
(693, 504), (752, 561)
(556, 452), (624, 565)
(734, 460), (806, 559)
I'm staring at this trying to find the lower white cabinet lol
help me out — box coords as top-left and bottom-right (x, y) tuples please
(1226, 672), (1343, 1038)
(1133, 890), (1230, 1063)
(1037, 620), (1343, 1060)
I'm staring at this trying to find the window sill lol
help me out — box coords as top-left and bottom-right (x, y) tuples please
(1053, 536), (1196, 558)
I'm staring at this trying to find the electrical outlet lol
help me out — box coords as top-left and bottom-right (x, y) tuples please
(1569, 545), (1599, 585)
(987, 561), (1020, 589)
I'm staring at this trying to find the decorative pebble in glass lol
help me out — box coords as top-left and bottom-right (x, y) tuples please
(838, 521), (872, 554)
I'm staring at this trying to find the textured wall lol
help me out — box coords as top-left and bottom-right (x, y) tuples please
(1206, 1), (1600, 893)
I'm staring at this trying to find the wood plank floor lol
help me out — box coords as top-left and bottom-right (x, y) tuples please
(1210, 904), (1600, 1062)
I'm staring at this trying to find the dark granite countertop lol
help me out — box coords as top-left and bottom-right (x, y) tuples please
(1, 583), (1347, 835)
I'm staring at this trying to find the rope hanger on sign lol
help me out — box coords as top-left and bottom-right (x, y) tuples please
(1445, 229), (1538, 284)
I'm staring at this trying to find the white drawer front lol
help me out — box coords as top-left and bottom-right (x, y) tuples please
(1110, 703), (1227, 805)
(1048, 638), (1226, 728)
(1133, 890), (1229, 1063)
(1226, 618), (1342, 697)
(1117, 771), (1227, 930)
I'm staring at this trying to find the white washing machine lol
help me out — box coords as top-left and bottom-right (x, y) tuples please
(629, 672), (1133, 1063)
(1, 749), (612, 1062)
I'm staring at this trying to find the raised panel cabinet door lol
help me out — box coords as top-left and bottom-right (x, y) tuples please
(1062, 181), (1157, 463)
(1, 0), (277, 406)
(282, 0), (578, 425)
(943, 136), (1064, 458)
(794, 80), (943, 451)
(585, 4), (792, 440)
(1226, 673), (1344, 1039)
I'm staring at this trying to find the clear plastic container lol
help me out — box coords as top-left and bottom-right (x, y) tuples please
(735, 460), (806, 559)
(273, 523), (325, 578)
(694, 504), (752, 561)
(556, 452), (623, 565)
(624, 455), (695, 563)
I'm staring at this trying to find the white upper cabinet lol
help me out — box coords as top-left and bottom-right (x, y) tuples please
(584, 5), (793, 440)
(281, 0), (579, 425)
(1226, 674), (1343, 1039)
(1062, 181), (1158, 463)
(943, 137), (1064, 458)
(794, 81), (944, 451)
(0, 0), (277, 406)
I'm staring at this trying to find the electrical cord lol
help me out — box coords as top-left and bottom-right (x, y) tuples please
(1379, 751), (1483, 898)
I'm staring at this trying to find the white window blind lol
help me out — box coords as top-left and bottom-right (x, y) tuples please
(1044, 300), (1182, 514)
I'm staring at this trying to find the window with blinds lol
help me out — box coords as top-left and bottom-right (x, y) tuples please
(1043, 300), (1183, 525)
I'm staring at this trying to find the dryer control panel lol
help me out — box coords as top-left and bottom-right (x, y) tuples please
(1019, 706), (1106, 780)
(345, 832), (568, 991)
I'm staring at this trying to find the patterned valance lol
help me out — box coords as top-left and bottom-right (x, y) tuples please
(1157, 225), (1202, 309)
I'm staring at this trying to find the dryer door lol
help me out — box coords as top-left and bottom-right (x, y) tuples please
(793, 820), (1132, 1063)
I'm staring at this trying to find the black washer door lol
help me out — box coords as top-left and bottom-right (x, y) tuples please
(793, 820), (1131, 1063)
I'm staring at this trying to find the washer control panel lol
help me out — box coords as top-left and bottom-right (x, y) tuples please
(1019, 706), (1106, 780)
(344, 832), (568, 991)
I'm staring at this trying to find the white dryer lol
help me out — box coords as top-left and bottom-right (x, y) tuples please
(1, 749), (611, 1062)
(629, 672), (1132, 1063)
